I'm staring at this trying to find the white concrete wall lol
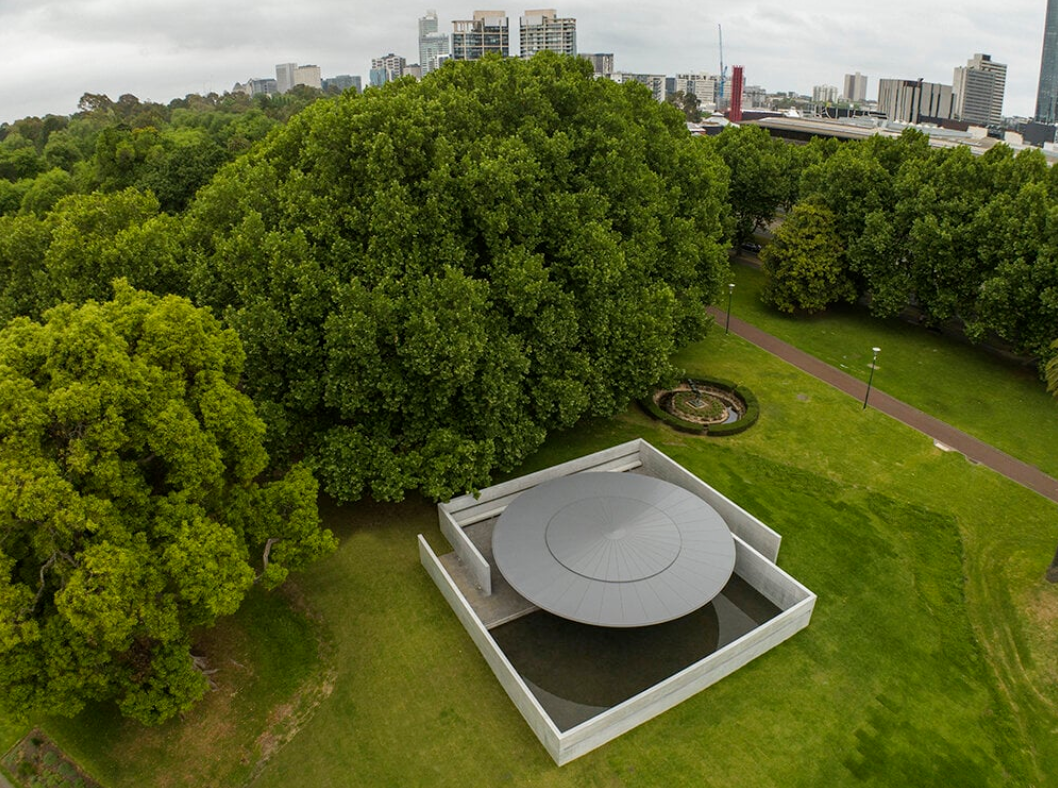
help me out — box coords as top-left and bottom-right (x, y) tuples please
(437, 505), (492, 595)
(418, 536), (561, 755)
(441, 439), (643, 526)
(423, 440), (816, 766)
(735, 535), (812, 609)
(552, 535), (815, 764)
(638, 440), (782, 562)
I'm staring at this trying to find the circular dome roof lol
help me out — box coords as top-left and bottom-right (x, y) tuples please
(492, 472), (736, 628)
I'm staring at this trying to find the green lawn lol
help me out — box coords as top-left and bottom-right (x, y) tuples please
(725, 260), (1058, 479)
(7, 587), (331, 788)
(248, 333), (1058, 785)
(3, 324), (1056, 787)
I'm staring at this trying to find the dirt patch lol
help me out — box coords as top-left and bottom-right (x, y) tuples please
(87, 583), (337, 788)
(246, 584), (338, 784)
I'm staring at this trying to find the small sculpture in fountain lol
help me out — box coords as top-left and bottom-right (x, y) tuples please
(687, 379), (705, 408)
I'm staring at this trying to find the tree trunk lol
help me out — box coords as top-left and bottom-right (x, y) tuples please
(1047, 543), (1058, 584)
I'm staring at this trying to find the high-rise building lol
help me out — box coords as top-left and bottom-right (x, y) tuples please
(276, 63), (297, 94)
(812, 84), (839, 103)
(579, 53), (613, 75)
(729, 65), (745, 122)
(370, 53), (407, 87)
(451, 11), (509, 60)
(419, 10), (451, 74)
(877, 78), (954, 123)
(520, 8), (576, 58)
(1037, 0), (1058, 123)
(953, 53), (1006, 126)
(608, 72), (666, 102)
(843, 72), (868, 103)
(674, 73), (717, 106)
(294, 65), (322, 90)
(324, 75), (361, 93)
(249, 78), (277, 96)
(276, 63), (322, 93)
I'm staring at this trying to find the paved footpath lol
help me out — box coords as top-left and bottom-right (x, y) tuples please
(707, 306), (1058, 506)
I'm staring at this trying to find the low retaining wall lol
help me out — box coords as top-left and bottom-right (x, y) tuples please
(552, 536), (813, 764)
(442, 439), (643, 528)
(437, 505), (491, 594)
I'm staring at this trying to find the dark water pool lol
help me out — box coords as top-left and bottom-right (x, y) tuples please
(490, 574), (780, 731)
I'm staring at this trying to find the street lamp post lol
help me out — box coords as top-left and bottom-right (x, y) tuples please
(725, 283), (735, 335)
(862, 347), (881, 410)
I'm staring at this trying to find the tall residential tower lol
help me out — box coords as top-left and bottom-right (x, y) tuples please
(520, 9), (576, 58)
(419, 10), (450, 74)
(451, 11), (509, 60)
(843, 72), (868, 103)
(953, 53), (1006, 126)
(1037, 0), (1058, 122)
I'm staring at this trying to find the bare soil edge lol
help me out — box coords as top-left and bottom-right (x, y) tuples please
(243, 583), (338, 787)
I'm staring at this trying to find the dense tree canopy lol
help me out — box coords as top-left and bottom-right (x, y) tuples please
(0, 90), (325, 218)
(0, 188), (186, 324)
(185, 53), (731, 502)
(0, 283), (335, 724)
(752, 128), (1058, 372)
(710, 125), (798, 244)
(760, 202), (854, 314)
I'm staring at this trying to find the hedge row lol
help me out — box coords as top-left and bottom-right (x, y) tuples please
(637, 395), (707, 434)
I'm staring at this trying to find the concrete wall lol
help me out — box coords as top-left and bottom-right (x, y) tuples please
(638, 440), (782, 562)
(552, 535), (815, 765)
(437, 505), (491, 594)
(735, 534), (812, 609)
(422, 440), (816, 766)
(418, 536), (561, 753)
(441, 439), (643, 527)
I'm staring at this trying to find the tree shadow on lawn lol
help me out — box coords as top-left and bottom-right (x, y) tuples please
(41, 584), (335, 788)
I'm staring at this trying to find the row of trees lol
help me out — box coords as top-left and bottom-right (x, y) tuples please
(759, 131), (1058, 369)
(0, 89), (325, 217)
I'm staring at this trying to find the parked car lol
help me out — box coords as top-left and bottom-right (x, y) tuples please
(740, 242), (762, 253)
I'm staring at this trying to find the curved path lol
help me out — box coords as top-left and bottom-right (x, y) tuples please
(706, 306), (1058, 505)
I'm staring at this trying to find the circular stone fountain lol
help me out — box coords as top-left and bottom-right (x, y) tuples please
(644, 377), (758, 436)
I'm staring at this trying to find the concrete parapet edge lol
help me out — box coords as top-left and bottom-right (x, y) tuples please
(418, 535), (561, 754)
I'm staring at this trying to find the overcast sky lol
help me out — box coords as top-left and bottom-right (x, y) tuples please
(0, 0), (1049, 124)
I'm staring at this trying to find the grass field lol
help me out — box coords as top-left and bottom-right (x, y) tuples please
(725, 259), (1058, 479)
(3, 316), (1056, 787)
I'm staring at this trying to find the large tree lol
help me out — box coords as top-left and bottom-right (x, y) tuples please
(711, 125), (797, 245)
(760, 202), (855, 314)
(0, 282), (336, 724)
(186, 53), (731, 502)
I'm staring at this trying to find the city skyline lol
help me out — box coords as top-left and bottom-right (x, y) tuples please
(0, 0), (1049, 124)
